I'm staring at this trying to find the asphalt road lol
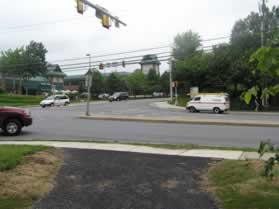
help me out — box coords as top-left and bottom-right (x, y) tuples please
(32, 149), (218, 209)
(1, 99), (279, 148)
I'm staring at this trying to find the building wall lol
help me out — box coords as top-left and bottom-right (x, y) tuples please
(141, 64), (160, 75)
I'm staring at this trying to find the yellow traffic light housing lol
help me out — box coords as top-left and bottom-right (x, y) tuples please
(76, 0), (84, 14)
(102, 15), (111, 29)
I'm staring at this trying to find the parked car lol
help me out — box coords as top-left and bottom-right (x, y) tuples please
(186, 94), (230, 114)
(40, 95), (70, 108)
(152, 92), (164, 97)
(0, 107), (32, 136)
(109, 92), (129, 102)
(98, 93), (110, 100)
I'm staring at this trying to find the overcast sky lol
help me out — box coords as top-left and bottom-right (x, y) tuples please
(0, 0), (277, 75)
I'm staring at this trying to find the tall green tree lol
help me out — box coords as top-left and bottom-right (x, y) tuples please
(173, 30), (201, 60)
(91, 70), (105, 96)
(0, 41), (47, 94)
(160, 71), (170, 95)
(146, 69), (160, 94)
(105, 73), (127, 94)
(127, 70), (146, 96)
(242, 42), (279, 106)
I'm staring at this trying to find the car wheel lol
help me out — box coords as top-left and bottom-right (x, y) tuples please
(50, 103), (54, 107)
(64, 102), (69, 106)
(213, 107), (221, 114)
(189, 106), (196, 113)
(4, 119), (22, 136)
(41, 105), (46, 108)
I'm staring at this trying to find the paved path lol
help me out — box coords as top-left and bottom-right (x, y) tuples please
(32, 148), (218, 209)
(1, 99), (279, 148)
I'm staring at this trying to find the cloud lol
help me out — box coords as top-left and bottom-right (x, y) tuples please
(0, 0), (277, 75)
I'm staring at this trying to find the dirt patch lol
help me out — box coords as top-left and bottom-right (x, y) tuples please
(161, 179), (179, 190)
(0, 148), (63, 200)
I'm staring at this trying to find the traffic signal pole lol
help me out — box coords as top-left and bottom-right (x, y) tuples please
(169, 57), (174, 101)
(77, 0), (127, 29)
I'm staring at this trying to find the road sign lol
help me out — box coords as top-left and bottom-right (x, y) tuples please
(172, 81), (178, 88)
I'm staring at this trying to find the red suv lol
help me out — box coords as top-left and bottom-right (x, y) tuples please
(0, 107), (32, 136)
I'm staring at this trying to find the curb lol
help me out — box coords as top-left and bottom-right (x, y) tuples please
(0, 141), (275, 161)
(79, 115), (279, 127)
(0, 141), (243, 160)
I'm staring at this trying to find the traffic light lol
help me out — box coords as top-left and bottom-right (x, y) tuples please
(102, 15), (111, 29)
(99, 63), (104, 70)
(122, 60), (126, 68)
(76, 0), (84, 14)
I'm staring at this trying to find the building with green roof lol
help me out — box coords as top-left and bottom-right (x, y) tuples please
(140, 54), (161, 75)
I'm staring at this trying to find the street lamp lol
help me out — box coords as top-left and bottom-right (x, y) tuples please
(85, 53), (93, 116)
(168, 57), (175, 102)
(86, 53), (92, 70)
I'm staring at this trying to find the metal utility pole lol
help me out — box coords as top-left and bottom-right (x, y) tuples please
(85, 54), (93, 116)
(169, 57), (174, 101)
(260, 0), (266, 48)
(175, 82), (178, 106)
(259, 0), (269, 106)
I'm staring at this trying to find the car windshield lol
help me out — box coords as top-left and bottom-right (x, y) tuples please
(45, 96), (55, 100)
(113, 93), (120, 96)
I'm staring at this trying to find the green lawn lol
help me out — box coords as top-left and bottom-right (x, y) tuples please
(0, 198), (31, 209)
(207, 160), (279, 209)
(0, 145), (47, 171)
(0, 94), (44, 107)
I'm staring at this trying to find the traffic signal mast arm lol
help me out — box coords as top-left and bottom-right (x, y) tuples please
(79, 0), (127, 27)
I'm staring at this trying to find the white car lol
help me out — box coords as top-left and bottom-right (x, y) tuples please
(186, 94), (230, 114)
(152, 92), (164, 97)
(98, 93), (110, 99)
(40, 95), (70, 108)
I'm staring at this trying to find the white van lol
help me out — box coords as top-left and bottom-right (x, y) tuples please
(40, 95), (70, 108)
(186, 94), (230, 114)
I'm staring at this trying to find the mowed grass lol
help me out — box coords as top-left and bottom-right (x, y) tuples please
(0, 145), (47, 171)
(207, 160), (279, 209)
(0, 198), (31, 209)
(0, 94), (44, 107)
(0, 146), (62, 209)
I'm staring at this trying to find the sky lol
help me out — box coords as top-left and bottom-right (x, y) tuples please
(0, 0), (277, 75)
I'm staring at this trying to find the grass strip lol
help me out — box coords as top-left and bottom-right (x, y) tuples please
(0, 145), (47, 171)
(206, 160), (279, 209)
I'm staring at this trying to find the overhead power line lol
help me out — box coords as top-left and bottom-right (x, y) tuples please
(59, 52), (171, 67)
(0, 42), (219, 70)
(61, 55), (172, 71)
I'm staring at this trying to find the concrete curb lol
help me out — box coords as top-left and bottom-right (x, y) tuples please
(0, 141), (275, 160)
(79, 115), (279, 127)
(0, 141), (243, 160)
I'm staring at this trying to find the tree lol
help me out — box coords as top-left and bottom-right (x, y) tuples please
(105, 73), (127, 94)
(173, 30), (201, 60)
(173, 52), (212, 90)
(91, 70), (105, 97)
(242, 42), (279, 107)
(160, 71), (170, 95)
(127, 70), (146, 97)
(0, 41), (48, 94)
(146, 69), (160, 94)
